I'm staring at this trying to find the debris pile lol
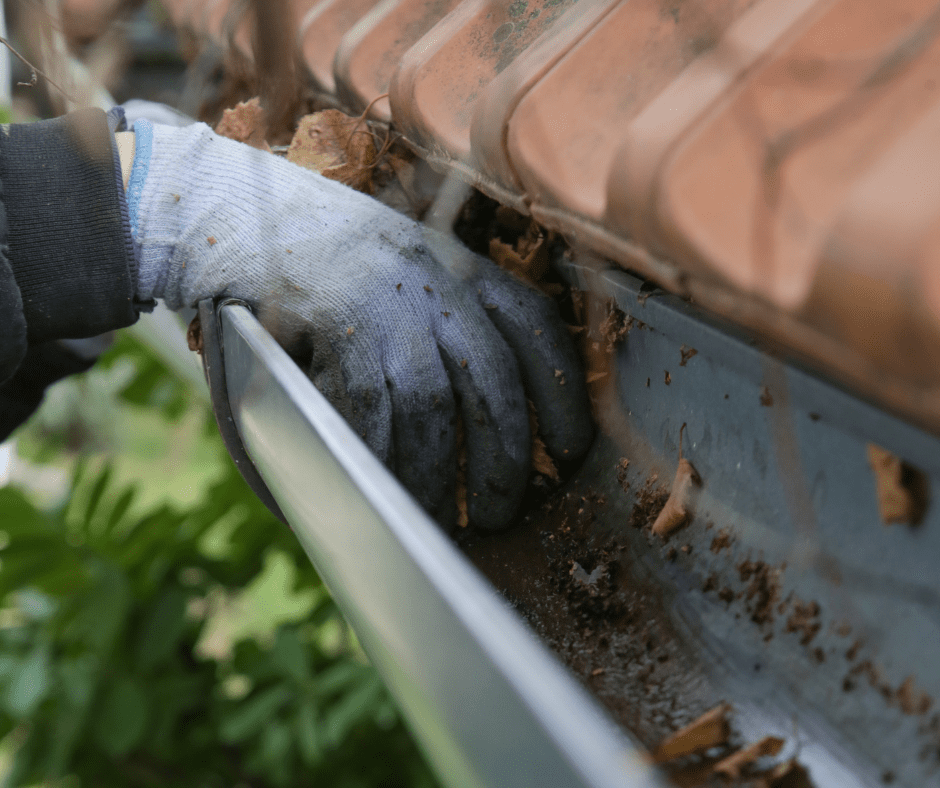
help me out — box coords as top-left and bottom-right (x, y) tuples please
(652, 704), (813, 787)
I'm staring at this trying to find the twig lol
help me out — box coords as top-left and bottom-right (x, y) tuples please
(343, 92), (390, 148)
(0, 35), (74, 101)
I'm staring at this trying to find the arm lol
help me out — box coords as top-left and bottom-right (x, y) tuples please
(3, 109), (593, 530)
(0, 108), (141, 441)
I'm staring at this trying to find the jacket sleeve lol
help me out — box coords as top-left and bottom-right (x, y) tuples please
(0, 107), (140, 441)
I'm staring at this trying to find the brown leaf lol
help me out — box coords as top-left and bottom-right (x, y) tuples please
(488, 219), (550, 283)
(713, 736), (785, 781)
(652, 703), (731, 762)
(287, 109), (377, 193)
(867, 444), (929, 525)
(215, 97), (273, 152)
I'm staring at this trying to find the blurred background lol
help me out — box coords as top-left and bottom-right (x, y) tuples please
(0, 1), (440, 785)
(0, 332), (440, 788)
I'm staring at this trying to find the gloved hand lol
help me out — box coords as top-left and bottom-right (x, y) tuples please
(125, 119), (592, 529)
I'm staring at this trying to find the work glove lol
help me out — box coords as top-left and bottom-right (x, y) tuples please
(126, 119), (592, 530)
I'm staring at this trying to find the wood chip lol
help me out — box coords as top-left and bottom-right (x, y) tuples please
(867, 444), (928, 525)
(713, 736), (785, 781)
(207, 236), (217, 246)
(652, 424), (702, 538)
(652, 703), (731, 762)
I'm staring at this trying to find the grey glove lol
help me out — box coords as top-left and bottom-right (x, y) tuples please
(126, 119), (592, 529)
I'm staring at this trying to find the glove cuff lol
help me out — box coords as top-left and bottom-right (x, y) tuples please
(126, 118), (158, 299)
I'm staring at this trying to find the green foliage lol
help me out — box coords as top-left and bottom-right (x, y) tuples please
(0, 335), (438, 788)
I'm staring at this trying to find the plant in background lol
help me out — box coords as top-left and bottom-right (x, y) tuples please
(0, 335), (438, 788)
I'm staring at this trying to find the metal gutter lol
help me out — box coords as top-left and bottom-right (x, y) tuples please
(219, 302), (665, 788)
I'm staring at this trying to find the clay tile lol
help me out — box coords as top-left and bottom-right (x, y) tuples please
(61, 0), (124, 43)
(333, 0), (463, 122)
(300, 0), (386, 96)
(647, 0), (940, 307)
(200, 0), (232, 40)
(468, 0), (620, 208)
(162, 0), (200, 29)
(803, 93), (940, 392)
(389, 0), (606, 209)
(510, 0), (792, 233)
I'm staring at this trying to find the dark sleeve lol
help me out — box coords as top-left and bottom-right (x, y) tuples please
(0, 107), (139, 437)
(0, 107), (139, 344)
(0, 342), (97, 443)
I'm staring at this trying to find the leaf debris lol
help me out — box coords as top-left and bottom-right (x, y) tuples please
(651, 424), (701, 538)
(214, 97), (273, 152)
(652, 703), (731, 762)
(713, 736), (785, 781)
(866, 444), (928, 525)
(286, 109), (380, 194)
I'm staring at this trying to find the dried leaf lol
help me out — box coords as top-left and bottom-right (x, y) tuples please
(651, 424), (701, 538)
(653, 703), (731, 762)
(215, 97), (272, 152)
(287, 110), (376, 193)
(488, 220), (550, 283)
(713, 736), (785, 781)
(867, 444), (928, 525)
(599, 301), (631, 353)
(529, 401), (560, 482)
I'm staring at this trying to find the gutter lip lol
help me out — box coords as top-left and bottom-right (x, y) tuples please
(219, 302), (664, 788)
